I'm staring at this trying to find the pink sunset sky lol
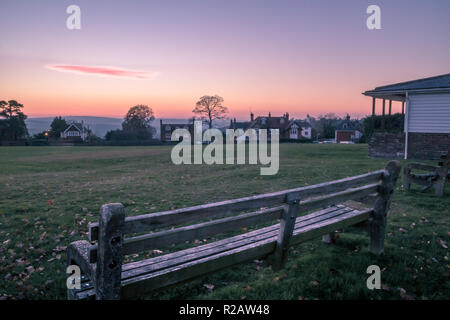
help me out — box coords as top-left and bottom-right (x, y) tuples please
(1, 0), (450, 119)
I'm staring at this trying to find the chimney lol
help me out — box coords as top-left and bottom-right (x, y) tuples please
(250, 112), (254, 121)
(285, 112), (289, 121)
(346, 114), (350, 121)
(268, 112), (271, 118)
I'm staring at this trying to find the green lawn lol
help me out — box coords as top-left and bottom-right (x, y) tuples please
(0, 144), (449, 300)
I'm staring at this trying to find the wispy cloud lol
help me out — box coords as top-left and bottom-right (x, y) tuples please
(45, 64), (159, 80)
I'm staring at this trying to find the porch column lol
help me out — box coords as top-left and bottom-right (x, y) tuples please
(381, 99), (386, 130)
(371, 97), (376, 129)
(388, 100), (392, 115)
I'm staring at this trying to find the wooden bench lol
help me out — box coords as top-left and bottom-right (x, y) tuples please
(66, 161), (401, 300)
(402, 151), (449, 196)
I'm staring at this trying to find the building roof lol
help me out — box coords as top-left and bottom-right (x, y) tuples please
(64, 122), (86, 133)
(248, 116), (290, 130)
(363, 73), (450, 101)
(292, 120), (311, 128)
(335, 116), (361, 131)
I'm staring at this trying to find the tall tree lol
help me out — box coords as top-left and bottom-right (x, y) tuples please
(0, 100), (28, 141)
(193, 95), (228, 128)
(50, 116), (68, 138)
(120, 105), (155, 140)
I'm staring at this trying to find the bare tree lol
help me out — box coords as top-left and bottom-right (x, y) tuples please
(193, 95), (228, 128)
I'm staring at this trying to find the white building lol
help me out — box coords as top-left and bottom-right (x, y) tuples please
(364, 73), (450, 159)
(60, 121), (90, 141)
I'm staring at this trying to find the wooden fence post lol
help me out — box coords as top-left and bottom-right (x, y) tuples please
(369, 161), (401, 255)
(95, 203), (125, 300)
(272, 194), (299, 271)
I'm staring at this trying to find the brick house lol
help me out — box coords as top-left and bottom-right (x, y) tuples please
(160, 119), (194, 142)
(334, 115), (362, 143)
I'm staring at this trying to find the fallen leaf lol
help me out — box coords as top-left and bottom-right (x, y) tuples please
(204, 284), (214, 292)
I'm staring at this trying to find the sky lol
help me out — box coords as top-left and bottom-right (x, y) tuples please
(1, 0), (450, 119)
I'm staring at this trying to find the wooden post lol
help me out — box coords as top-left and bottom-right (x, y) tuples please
(272, 194), (299, 271)
(381, 99), (386, 130)
(369, 161), (401, 255)
(371, 97), (376, 131)
(95, 203), (125, 300)
(402, 101), (405, 115)
(402, 165), (411, 191)
(434, 153), (449, 196)
(388, 100), (392, 116)
(322, 232), (337, 244)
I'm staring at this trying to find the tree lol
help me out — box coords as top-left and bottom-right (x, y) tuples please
(50, 116), (68, 138)
(106, 105), (155, 141)
(0, 100), (28, 141)
(193, 95), (228, 128)
(122, 105), (155, 132)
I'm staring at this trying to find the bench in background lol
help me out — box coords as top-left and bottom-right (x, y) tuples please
(66, 160), (401, 300)
(403, 151), (449, 196)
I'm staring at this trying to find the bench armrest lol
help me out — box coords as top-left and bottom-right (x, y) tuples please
(66, 240), (96, 280)
(405, 162), (438, 172)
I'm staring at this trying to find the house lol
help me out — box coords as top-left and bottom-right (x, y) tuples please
(334, 115), (362, 143)
(229, 112), (312, 141)
(160, 119), (194, 142)
(293, 120), (312, 139)
(60, 121), (90, 141)
(363, 73), (450, 159)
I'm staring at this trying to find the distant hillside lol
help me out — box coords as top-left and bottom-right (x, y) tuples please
(26, 116), (228, 138)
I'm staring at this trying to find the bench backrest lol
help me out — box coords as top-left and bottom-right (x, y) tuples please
(86, 168), (389, 264)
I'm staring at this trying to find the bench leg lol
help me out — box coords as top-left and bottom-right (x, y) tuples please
(95, 203), (125, 300)
(370, 161), (401, 255)
(272, 196), (298, 271)
(322, 232), (337, 244)
(434, 180), (445, 196)
(402, 167), (411, 191)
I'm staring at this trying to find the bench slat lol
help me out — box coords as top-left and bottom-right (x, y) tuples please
(89, 181), (378, 262)
(119, 207), (371, 298)
(120, 205), (346, 273)
(88, 170), (384, 240)
(120, 206), (357, 280)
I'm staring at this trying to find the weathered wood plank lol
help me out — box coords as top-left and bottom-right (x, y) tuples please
(120, 208), (371, 297)
(120, 205), (346, 272)
(120, 206), (359, 281)
(90, 182), (377, 261)
(89, 170), (384, 240)
(91, 205), (348, 264)
(90, 206), (283, 262)
(121, 206), (283, 255)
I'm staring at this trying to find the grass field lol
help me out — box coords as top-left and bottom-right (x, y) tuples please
(0, 144), (449, 300)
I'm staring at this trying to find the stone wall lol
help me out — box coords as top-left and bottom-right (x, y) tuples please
(369, 132), (450, 159)
(369, 133), (405, 158)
